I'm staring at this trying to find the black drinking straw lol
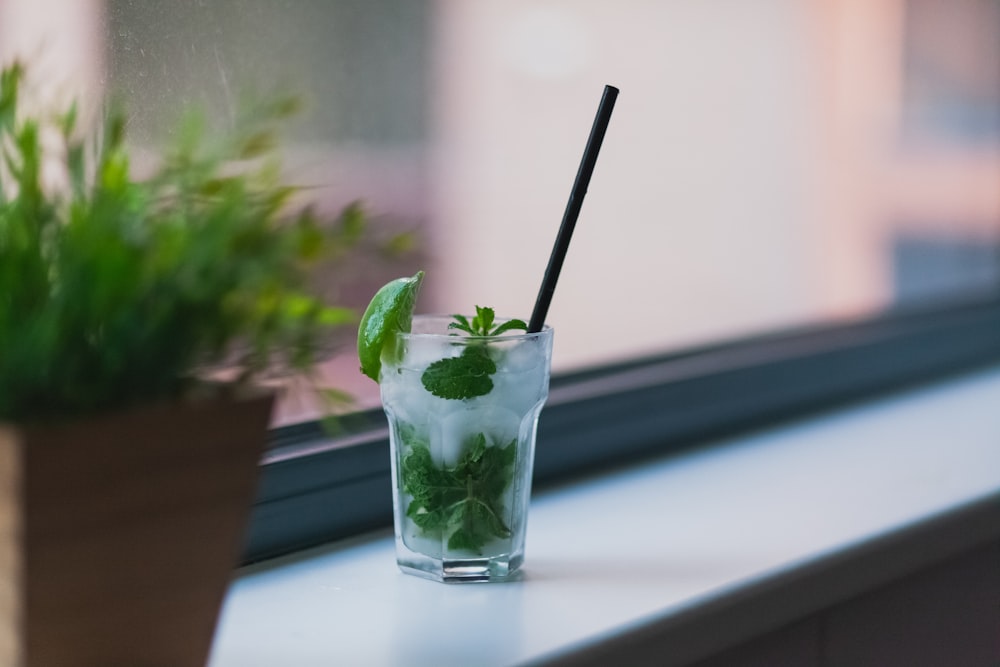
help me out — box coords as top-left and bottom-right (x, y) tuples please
(528, 85), (619, 333)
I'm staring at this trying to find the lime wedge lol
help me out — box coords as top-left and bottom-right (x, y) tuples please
(357, 271), (424, 382)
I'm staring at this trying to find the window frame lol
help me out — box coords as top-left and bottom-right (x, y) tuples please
(244, 295), (1000, 564)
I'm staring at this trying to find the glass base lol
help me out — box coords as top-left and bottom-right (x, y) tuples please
(397, 552), (524, 583)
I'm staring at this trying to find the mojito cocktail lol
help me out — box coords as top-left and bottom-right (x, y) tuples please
(380, 314), (553, 582)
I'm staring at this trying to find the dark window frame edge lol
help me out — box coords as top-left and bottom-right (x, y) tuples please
(244, 296), (1000, 564)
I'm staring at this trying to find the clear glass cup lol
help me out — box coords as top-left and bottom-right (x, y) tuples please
(379, 315), (554, 582)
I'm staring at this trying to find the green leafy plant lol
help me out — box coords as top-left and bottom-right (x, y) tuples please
(0, 62), (374, 421)
(420, 306), (527, 400)
(401, 430), (516, 553)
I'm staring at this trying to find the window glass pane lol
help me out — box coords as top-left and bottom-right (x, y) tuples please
(2, 0), (997, 424)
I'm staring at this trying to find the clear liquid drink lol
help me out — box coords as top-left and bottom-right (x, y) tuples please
(379, 315), (553, 582)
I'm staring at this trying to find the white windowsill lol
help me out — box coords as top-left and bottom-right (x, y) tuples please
(207, 366), (1000, 667)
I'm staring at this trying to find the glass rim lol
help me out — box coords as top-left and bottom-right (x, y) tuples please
(397, 314), (553, 342)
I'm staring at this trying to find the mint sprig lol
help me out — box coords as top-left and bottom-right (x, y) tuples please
(401, 432), (516, 553)
(449, 306), (527, 337)
(420, 306), (527, 400)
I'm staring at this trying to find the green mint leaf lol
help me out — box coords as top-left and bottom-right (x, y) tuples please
(446, 498), (510, 553)
(400, 432), (517, 554)
(472, 306), (495, 335)
(421, 345), (495, 399)
(461, 432), (487, 463)
(445, 514), (483, 552)
(490, 319), (528, 336)
(448, 313), (475, 335)
(407, 501), (451, 532)
(401, 442), (464, 536)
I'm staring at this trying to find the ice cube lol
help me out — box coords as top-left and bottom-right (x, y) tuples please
(381, 368), (430, 424)
(499, 338), (545, 373)
(491, 364), (548, 415)
(438, 405), (521, 467)
(398, 337), (463, 373)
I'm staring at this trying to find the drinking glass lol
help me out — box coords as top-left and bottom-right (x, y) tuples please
(379, 315), (554, 582)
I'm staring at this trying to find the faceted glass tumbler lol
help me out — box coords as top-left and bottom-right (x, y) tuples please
(379, 315), (554, 582)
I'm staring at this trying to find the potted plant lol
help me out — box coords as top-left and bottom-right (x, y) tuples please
(0, 62), (368, 666)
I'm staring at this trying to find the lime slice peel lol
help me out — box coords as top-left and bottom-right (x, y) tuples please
(357, 271), (424, 382)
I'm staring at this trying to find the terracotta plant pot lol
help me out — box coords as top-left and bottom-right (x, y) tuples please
(0, 392), (273, 667)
